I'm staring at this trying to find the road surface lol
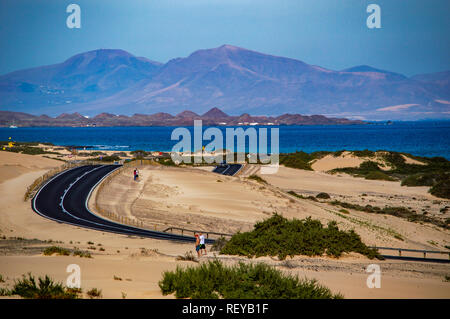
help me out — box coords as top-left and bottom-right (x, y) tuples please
(32, 164), (214, 244)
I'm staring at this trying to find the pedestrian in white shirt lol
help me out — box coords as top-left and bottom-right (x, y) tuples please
(199, 233), (207, 256)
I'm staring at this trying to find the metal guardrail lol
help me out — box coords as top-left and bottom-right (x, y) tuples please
(371, 246), (450, 260)
(163, 226), (233, 239)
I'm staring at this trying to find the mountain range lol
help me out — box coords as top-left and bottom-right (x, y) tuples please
(0, 45), (449, 120)
(0, 107), (363, 127)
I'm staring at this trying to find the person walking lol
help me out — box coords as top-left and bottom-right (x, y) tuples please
(133, 169), (137, 181)
(199, 233), (207, 256)
(195, 234), (201, 258)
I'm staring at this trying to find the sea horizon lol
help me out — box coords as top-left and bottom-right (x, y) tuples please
(2, 121), (449, 160)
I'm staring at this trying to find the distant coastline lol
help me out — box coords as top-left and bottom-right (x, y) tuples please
(0, 107), (363, 128)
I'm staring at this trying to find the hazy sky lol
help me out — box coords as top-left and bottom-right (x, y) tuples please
(0, 0), (449, 76)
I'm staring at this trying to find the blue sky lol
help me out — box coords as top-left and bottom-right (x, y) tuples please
(0, 0), (448, 76)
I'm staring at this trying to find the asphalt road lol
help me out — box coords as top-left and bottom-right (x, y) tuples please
(32, 165), (214, 244)
(212, 164), (242, 176)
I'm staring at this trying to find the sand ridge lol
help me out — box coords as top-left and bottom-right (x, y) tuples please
(0, 151), (449, 299)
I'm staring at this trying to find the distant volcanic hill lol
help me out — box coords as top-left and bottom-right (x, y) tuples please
(0, 108), (364, 127)
(0, 45), (449, 120)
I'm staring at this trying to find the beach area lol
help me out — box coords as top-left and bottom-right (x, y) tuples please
(0, 146), (449, 299)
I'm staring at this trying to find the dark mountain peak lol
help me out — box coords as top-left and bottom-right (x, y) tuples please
(219, 44), (240, 49)
(176, 110), (200, 118)
(342, 65), (406, 79)
(202, 107), (229, 119)
(56, 112), (86, 120)
(148, 112), (174, 120)
(93, 112), (117, 120)
(237, 113), (254, 122)
(63, 49), (133, 63)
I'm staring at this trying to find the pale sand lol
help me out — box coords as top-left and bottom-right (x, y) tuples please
(95, 165), (292, 234)
(0, 151), (62, 184)
(401, 154), (427, 165)
(95, 164), (450, 251)
(311, 151), (396, 171)
(1, 151), (449, 298)
(311, 152), (365, 171)
(311, 151), (426, 172)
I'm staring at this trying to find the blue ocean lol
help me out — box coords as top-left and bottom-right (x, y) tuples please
(1, 121), (449, 160)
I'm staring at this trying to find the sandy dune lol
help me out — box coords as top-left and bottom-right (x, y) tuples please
(311, 152), (365, 171)
(0, 151), (62, 184)
(1, 151), (449, 299)
(95, 165), (292, 234)
(95, 163), (449, 251)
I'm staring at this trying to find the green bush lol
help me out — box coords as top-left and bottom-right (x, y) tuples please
(220, 214), (381, 260)
(130, 150), (148, 159)
(365, 171), (396, 181)
(430, 178), (450, 199)
(248, 174), (267, 184)
(211, 236), (229, 252)
(159, 158), (176, 166)
(330, 200), (448, 229)
(86, 288), (102, 299)
(359, 161), (380, 171)
(351, 150), (376, 158)
(43, 246), (70, 256)
(94, 155), (121, 162)
(10, 273), (79, 299)
(288, 191), (318, 201)
(316, 192), (331, 199)
(279, 151), (313, 170)
(401, 173), (438, 186)
(159, 259), (342, 299)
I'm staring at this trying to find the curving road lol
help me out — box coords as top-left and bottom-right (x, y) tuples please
(212, 163), (242, 176)
(32, 164), (214, 244)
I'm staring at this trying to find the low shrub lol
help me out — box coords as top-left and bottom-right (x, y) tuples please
(351, 150), (376, 158)
(73, 249), (92, 258)
(0, 287), (12, 296)
(211, 236), (228, 252)
(43, 246), (70, 256)
(365, 171), (396, 181)
(10, 273), (79, 299)
(401, 173), (439, 187)
(429, 177), (450, 199)
(288, 191), (318, 202)
(220, 214), (381, 260)
(86, 288), (102, 299)
(248, 175), (267, 184)
(94, 155), (120, 162)
(330, 200), (448, 229)
(279, 151), (313, 170)
(316, 192), (331, 199)
(159, 259), (342, 299)
(176, 251), (198, 262)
